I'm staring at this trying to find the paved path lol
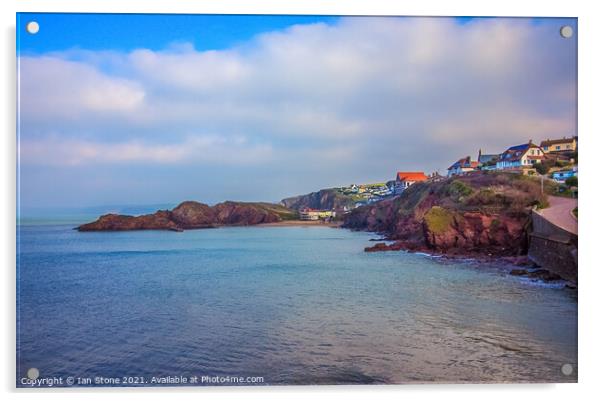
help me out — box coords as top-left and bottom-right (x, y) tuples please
(538, 196), (578, 235)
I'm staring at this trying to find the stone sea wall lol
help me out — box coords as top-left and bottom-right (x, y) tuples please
(528, 210), (578, 284)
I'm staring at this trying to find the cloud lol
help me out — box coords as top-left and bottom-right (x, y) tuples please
(19, 56), (145, 119)
(17, 17), (577, 206)
(19, 135), (273, 166)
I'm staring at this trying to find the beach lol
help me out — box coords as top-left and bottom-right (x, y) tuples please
(259, 220), (343, 228)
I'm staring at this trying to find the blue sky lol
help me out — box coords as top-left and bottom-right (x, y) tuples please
(17, 13), (340, 53)
(17, 14), (577, 213)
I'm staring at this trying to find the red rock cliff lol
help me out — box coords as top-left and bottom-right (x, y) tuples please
(78, 201), (296, 232)
(344, 173), (545, 257)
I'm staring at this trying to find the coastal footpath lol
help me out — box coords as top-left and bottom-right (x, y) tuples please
(78, 201), (298, 231)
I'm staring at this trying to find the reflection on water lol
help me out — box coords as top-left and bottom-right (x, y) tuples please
(17, 225), (577, 385)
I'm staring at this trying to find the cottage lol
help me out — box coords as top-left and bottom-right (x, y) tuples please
(394, 171), (428, 194)
(447, 156), (478, 177)
(477, 149), (499, 170)
(496, 141), (546, 171)
(540, 136), (577, 154)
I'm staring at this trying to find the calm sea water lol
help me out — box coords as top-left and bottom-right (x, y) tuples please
(17, 224), (577, 386)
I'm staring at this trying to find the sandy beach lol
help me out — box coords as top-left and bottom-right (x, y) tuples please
(259, 220), (343, 228)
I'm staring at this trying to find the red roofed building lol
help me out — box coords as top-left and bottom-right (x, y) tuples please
(394, 171), (428, 194)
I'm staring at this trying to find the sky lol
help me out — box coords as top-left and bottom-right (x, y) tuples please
(17, 13), (577, 212)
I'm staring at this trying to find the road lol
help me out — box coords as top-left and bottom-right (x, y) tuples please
(538, 196), (578, 235)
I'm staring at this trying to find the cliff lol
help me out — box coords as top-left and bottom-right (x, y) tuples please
(78, 201), (298, 232)
(281, 188), (356, 211)
(344, 172), (548, 257)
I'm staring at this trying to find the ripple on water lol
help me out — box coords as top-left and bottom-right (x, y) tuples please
(17, 225), (577, 385)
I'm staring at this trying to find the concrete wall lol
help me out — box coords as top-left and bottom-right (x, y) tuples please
(528, 210), (578, 284)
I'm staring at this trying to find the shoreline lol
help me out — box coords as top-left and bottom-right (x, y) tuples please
(259, 220), (343, 228)
(359, 235), (576, 288)
(75, 219), (344, 232)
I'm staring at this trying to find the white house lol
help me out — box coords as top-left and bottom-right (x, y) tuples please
(447, 156), (478, 177)
(496, 141), (546, 170)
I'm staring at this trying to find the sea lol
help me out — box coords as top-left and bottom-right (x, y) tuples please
(16, 222), (577, 386)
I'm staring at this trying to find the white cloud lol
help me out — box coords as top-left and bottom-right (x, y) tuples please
(19, 56), (145, 119)
(19, 135), (273, 166)
(17, 17), (577, 205)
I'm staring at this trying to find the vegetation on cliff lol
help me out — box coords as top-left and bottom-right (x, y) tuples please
(281, 188), (357, 211)
(78, 201), (298, 231)
(344, 172), (549, 257)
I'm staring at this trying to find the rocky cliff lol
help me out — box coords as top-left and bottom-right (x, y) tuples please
(78, 201), (298, 231)
(281, 188), (356, 211)
(344, 173), (548, 257)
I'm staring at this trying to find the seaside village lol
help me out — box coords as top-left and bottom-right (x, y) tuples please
(299, 136), (578, 221)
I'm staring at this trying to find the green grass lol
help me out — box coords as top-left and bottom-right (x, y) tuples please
(238, 202), (300, 220)
(362, 182), (387, 188)
(424, 206), (454, 234)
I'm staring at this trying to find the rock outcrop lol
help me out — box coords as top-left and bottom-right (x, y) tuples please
(281, 188), (356, 211)
(78, 201), (297, 232)
(345, 172), (546, 257)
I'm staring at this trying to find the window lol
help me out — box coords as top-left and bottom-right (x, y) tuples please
(544, 146), (548, 150)
(556, 145), (560, 150)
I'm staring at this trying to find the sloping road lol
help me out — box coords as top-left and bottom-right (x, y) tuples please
(538, 196), (578, 235)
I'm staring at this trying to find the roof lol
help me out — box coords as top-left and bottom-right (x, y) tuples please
(396, 171), (428, 182)
(507, 143), (531, 152)
(541, 137), (576, 147)
(447, 156), (477, 170)
(499, 143), (543, 162)
(478, 153), (499, 163)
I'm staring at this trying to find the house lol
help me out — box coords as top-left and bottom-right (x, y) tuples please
(477, 149), (499, 170)
(447, 156), (478, 176)
(540, 136), (577, 154)
(394, 171), (428, 194)
(496, 141), (546, 171)
(551, 166), (578, 183)
(299, 208), (336, 221)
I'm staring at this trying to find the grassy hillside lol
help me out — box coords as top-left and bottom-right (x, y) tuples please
(344, 172), (550, 256)
(235, 202), (300, 220)
(281, 188), (357, 211)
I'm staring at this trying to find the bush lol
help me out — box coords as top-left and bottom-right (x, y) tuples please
(447, 180), (473, 199)
(565, 176), (578, 187)
(465, 188), (503, 207)
(534, 160), (553, 175)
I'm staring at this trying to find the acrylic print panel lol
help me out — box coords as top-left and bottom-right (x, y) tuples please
(16, 13), (578, 387)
